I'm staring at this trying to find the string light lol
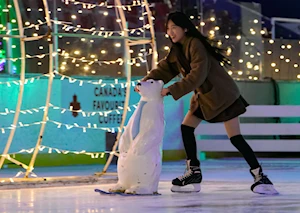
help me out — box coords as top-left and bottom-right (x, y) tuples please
(52, 19), (151, 36)
(0, 119), (123, 134)
(0, 145), (118, 160)
(57, 51), (152, 67)
(0, 52), (50, 62)
(61, 0), (149, 9)
(0, 74), (49, 85)
(0, 106), (45, 116)
(0, 21), (47, 33)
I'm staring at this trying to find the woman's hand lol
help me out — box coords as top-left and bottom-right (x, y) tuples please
(134, 79), (146, 92)
(161, 88), (170, 96)
(134, 85), (140, 92)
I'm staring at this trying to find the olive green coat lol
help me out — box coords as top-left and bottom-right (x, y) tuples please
(143, 36), (240, 120)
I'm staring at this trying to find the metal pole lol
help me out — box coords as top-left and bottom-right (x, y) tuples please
(53, 0), (59, 72)
(101, 0), (132, 173)
(0, 0), (26, 169)
(25, 0), (53, 177)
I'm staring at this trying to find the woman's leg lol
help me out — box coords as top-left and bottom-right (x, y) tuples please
(223, 117), (259, 169)
(224, 117), (278, 194)
(171, 110), (203, 192)
(181, 110), (202, 166)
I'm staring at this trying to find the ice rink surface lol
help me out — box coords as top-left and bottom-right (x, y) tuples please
(1, 158), (300, 213)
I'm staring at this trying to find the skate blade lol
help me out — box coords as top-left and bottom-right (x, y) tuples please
(253, 184), (279, 195)
(171, 184), (201, 193)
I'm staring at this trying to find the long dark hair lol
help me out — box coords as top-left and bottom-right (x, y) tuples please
(167, 11), (231, 68)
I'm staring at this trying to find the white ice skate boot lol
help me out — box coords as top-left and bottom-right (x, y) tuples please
(250, 166), (279, 195)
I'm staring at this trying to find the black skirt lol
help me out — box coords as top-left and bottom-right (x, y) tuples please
(193, 95), (249, 123)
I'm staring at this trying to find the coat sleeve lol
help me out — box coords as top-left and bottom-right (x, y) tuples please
(142, 55), (179, 84)
(168, 38), (210, 100)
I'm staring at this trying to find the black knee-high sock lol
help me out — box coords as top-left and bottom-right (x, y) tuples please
(230, 134), (260, 169)
(181, 124), (200, 167)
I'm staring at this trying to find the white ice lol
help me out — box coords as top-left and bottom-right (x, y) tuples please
(1, 158), (300, 213)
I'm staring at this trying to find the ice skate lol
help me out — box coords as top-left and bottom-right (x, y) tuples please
(171, 160), (202, 193)
(250, 166), (279, 195)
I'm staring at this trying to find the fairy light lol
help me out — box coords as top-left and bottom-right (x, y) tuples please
(271, 63), (276, 67)
(253, 65), (259, 71)
(0, 145), (115, 159)
(267, 51), (272, 55)
(84, 65), (89, 71)
(0, 74), (48, 86)
(164, 46), (169, 51)
(226, 47), (232, 56)
(61, 0), (148, 9)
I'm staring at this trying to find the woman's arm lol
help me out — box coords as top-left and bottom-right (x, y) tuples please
(142, 55), (179, 84)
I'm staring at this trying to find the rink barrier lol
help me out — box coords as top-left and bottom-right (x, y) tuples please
(195, 105), (300, 152)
